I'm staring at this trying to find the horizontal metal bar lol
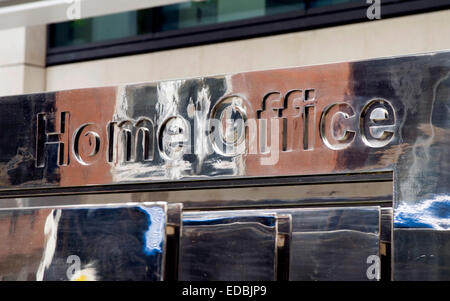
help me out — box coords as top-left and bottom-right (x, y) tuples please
(0, 172), (393, 199)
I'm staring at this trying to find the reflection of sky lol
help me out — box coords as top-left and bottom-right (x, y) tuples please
(395, 195), (450, 229)
(138, 206), (165, 254)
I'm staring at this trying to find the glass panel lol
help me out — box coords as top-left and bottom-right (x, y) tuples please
(217, 0), (266, 23)
(309, 0), (357, 8)
(50, 19), (93, 48)
(49, 0), (359, 48)
(266, 0), (306, 15)
(49, 10), (153, 48)
(91, 12), (138, 42)
(157, 1), (218, 32)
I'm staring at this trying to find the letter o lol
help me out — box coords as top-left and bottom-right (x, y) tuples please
(209, 96), (248, 157)
(72, 123), (102, 165)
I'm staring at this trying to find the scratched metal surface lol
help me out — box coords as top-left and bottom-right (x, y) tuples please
(0, 51), (448, 280)
(0, 202), (167, 281)
(179, 211), (278, 281)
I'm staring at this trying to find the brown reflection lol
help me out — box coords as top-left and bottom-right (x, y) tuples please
(230, 63), (352, 176)
(56, 88), (116, 187)
(0, 209), (50, 280)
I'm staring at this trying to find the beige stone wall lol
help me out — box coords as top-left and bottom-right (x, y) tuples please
(2, 9), (450, 95)
(0, 25), (46, 97)
(46, 9), (450, 92)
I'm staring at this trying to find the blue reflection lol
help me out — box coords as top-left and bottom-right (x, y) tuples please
(138, 206), (165, 254)
(395, 195), (450, 229)
(183, 215), (276, 227)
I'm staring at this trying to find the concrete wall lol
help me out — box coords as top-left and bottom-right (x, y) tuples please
(0, 25), (46, 97)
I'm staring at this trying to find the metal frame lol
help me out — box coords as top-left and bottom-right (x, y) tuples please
(0, 172), (392, 199)
(0, 179), (393, 211)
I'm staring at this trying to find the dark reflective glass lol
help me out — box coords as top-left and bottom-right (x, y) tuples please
(49, 10), (153, 48)
(49, 0), (357, 48)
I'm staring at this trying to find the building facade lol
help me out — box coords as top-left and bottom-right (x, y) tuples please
(0, 0), (450, 96)
(0, 0), (449, 282)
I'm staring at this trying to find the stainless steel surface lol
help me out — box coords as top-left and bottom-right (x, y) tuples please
(179, 206), (381, 281)
(276, 214), (292, 281)
(0, 51), (449, 280)
(393, 228), (450, 280)
(165, 203), (183, 281)
(247, 207), (381, 281)
(0, 66), (405, 190)
(0, 181), (392, 209)
(285, 207), (380, 281)
(0, 202), (168, 281)
(380, 207), (392, 243)
(179, 211), (278, 281)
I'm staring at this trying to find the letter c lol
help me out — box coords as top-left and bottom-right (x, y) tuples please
(319, 102), (356, 150)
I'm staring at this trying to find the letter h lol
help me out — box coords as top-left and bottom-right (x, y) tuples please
(35, 112), (70, 168)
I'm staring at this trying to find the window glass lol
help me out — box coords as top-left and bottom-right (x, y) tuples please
(49, 0), (358, 48)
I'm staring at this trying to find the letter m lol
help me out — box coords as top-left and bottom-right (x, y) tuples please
(108, 118), (155, 164)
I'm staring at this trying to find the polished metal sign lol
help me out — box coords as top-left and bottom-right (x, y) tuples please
(0, 51), (449, 280)
(0, 57), (408, 190)
(35, 94), (396, 167)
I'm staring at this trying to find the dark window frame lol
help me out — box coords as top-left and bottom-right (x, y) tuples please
(46, 0), (450, 66)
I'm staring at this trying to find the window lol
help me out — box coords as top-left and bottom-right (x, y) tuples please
(47, 0), (450, 65)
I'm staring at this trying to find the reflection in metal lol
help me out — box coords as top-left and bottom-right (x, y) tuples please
(178, 207), (381, 281)
(0, 51), (449, 280)
(179, 211), (278, 281)
(276, 214), (292, 281)
(285, 207), (380, 281)
(394, 195), (450, 230)
(165, 203), (183, 281)
(380, 207), (393, 243)
(0, 181), (393, 210)
(249, 207), (381, 281)
(394, 229), (450, 280)
(0, 202), (168, 281)
(139, 206), (165, 254)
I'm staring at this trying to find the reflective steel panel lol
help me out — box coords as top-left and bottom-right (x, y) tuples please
(179, 211), (278, 281)
(0, 202), (167, 281)
(0, 180), (393, 209)
(0, 51), (448, 280)
(248, 207), (381, 281)
(2, 52), (448, 190)
(393, 229), (450, 280)
(285, 207), (380, 281)
(380, 207), (393, 243)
